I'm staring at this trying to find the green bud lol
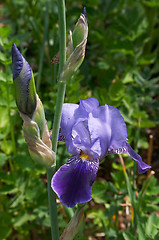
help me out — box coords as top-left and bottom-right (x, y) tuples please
(60, 8), (88, 83)
(21, 112), (56, 168)
(32, 95), (46, 138)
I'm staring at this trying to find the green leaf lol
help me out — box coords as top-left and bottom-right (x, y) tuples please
(109, 79), (125, 101)
(123, 231), (136, 240)
(140, 120), (156, 128)
(13, 154), (35, 171)
(0, 153), (8, 166)
(133, 111), (148, 119)
(13, 211), (36, 228)
(0, 52), (12, 65)
(145, 213), (159, 238)
(122, 73), (134, 84)
(0, 211), (12, 239)
(0, 26), (11, 39)
(92, 180), (108, 203)
(0, 184), (18, 194)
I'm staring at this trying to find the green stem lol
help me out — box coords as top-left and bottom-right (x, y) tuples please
(47, 0), (66, 239)
(133, 119), (140, 198)
(6, 65), (16, 157)
(36, 0), (49, 91)
(47, 167), (59, 240)
(57, 0), (66, 75)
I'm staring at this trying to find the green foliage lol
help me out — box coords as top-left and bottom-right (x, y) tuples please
(0, 0), (159, 239)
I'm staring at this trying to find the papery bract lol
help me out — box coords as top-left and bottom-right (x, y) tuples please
(51, 98), (151, 208)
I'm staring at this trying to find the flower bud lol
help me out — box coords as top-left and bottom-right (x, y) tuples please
(72, 7), (87, 49)
(12, 43), (36, 117)
(60, 7), (88, 83)
(32, 95), (46, 138)
(20, 112), (56, 168)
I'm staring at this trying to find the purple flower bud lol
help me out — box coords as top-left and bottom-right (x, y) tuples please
(12, 43), (36, 117)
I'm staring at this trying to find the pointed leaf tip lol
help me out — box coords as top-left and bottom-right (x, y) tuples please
(82, 6), (87, 19)
(12, 43), (23, 80)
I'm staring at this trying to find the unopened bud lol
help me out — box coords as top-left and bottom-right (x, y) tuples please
(60, 7), (88, 83)
(12, 43), (36, 117)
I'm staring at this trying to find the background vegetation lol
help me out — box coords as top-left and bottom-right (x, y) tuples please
(0, 0), (159, 239)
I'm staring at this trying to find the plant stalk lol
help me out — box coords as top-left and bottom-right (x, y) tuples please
(47, 0), (66, 239)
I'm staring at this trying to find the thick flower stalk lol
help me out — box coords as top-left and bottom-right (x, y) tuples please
(12, 43), (55, 167)
(51, 98), (151, 208)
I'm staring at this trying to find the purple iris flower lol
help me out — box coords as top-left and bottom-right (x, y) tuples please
(51, 98), (151, 208)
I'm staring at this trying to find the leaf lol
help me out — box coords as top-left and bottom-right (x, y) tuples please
(0, 211), (12, 239)
(13, 154), (35, 171)
(145, 213), (159, 238)
(13, 211), (36, 228)
(122, 73), (134, 84)
(123, 231), (136, 240)
(140, 120), (156, 128)
(0, 52), (12, 65)
(0, 153), (8, 166)
(133, 111), (148, 119)
(0, 184), (18, 194)
(0, 26), (11, 38)
(92, 180), (108, 203)
(109, 79), (125, 101)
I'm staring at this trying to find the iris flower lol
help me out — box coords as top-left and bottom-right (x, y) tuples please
(51, 98), (151, 208)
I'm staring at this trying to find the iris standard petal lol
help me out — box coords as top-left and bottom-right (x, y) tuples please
(105, 105), (127, 149)
(125, 143), (151, 174)
(73, 98), (99, 121)
(60, 103), (78, 137)
(88, 106), (111, 159)
(51, 155), (99, 208)
(79, 98), (99, 113)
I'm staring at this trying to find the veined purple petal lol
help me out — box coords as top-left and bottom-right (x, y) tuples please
(88, 106), (111, 159)
(107, 143), (151, 174)
(105, 105), (127, 149)
(51, 155), (99, 208)
(88, 104), (128, 159)
(72, 98), (99, 123)
(79, 98), (99, 113)
(125, 143), (151, 174)
(60, 103), (78, 136)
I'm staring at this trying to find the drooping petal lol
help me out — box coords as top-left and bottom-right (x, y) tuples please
(107, 143), (151, 174)
(125, 143), (151, 174)
(51, 156), (99, 208)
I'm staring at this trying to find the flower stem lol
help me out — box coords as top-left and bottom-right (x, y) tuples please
(47, 0), (66, 239)
(47, 167), (59, 240)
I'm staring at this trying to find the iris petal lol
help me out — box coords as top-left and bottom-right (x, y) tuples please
(107, 105), (128, 149)
(60, 103), (78, 137)
(107, 143), (151, 174)
(51, 155), (99, 208)
(125, 143), (151, 174)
